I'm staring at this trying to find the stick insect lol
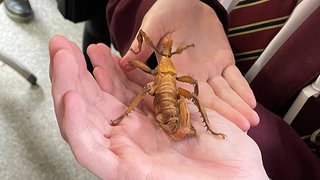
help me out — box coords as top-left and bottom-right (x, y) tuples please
(111, 30), (226, 140)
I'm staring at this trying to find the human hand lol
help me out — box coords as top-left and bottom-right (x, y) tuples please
(121, 0), (259, 131)
(49, 35), (268, 180)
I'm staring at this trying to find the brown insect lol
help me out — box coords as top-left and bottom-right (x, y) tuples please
(111, 29), (226, 140)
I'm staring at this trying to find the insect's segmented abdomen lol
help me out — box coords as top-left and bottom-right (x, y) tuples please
(154, 75), (179, 132)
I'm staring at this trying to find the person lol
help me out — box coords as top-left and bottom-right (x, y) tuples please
(50, 0), (320, 179)
(107, 0), (259, 132)
(4, 0), (34, 22)
(49, 35), (269, 180)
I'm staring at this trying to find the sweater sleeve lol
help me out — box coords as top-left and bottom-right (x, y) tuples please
(106, 0), (228, 55)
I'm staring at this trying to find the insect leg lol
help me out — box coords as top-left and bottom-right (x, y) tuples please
(129, 60), (157, 75)
(177, 87), (226, 139)
(176, 75), (199, 96)
(110, 85), (152, 126)
(130, 29), (144, 54)
(130, 30), (160, 55)
(172, 44), (195, 55)
(166, 95), (197, 140)
(177, 96), (197, 137)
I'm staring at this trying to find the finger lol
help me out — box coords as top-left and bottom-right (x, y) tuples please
(200, 91), (251, 131)
(88, 44), (143, 101)
(93, 66), (115, 94)
(51, 43), (100, 122)
(88, 43), (134, 85)
(93, 66), (136, 105)
(70, 41), (89, 76)
(223, 65), (257, 108)
(207, 76), (259, 128)
(89, 43), (154, 88)
(87, 43), (119, 89)
(87, 43), (128, 83)
(62, 91), (119, 179)
(49, 35), (73, 81)
(189, 105), (245, 138)
(125, 68), (155, 87)
(88, 43), (118, 70)
(51, 48), (81, 124)
(62, 91), (111, 145)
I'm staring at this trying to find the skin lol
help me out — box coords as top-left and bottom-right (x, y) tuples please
(49, 35), (268, 180)
(121, 0), (259, 131)
(48, 0), (267, 178)
(121, 0), (260, 132)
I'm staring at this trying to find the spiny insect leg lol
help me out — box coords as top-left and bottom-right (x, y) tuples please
(129, 60), (157, 75)
(110, 85), (151, 126)
(130, 29), (160, 55)
(176, 75), (199, 96)
(177, 87), (226, 139)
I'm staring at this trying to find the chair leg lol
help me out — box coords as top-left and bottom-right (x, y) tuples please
(0, 52), (37, 86)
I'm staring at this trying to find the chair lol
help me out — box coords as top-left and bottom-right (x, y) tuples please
(242, 0), (320, 138)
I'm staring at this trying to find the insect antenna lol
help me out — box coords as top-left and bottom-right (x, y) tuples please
(161, 22), (166, 36)
(169, 26), (176, 38)
(160, 22), (176, 39)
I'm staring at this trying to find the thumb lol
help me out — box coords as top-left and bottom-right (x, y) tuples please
(120, 28), (162, 71)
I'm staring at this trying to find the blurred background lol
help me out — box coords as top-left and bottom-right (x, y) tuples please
(0, 0), (99, 179)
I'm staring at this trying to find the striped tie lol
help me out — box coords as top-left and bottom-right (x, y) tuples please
(228, 0), (297, 74)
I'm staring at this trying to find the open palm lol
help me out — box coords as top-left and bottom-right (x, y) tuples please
(121, 0), (259, 131)
(49, 35), (267, 180)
